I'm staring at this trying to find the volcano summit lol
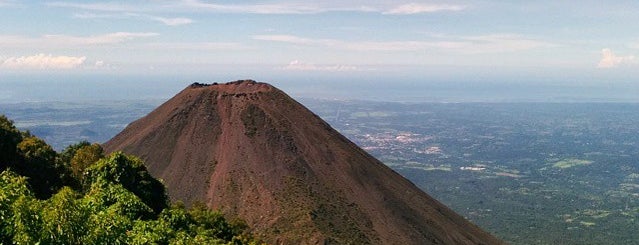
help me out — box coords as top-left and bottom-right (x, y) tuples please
(104, 80), (502, 244)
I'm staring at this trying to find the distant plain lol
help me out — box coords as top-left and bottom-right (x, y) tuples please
(2, 80), (638, 244)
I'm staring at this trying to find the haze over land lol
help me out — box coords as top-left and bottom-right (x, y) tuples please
(4, 95), (639, 244)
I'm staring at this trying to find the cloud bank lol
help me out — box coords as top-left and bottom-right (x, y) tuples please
(48, 1), (467, 15)
(254, 34), (555, 53)
(597, 48), (635, 68)
(1, 54), (87, 69)
(43, 32), (159, 45)
(73, 12), (194, 26)
(283, 60), (358, 71)
(150, 16), (193, 26)
(0, 0), (17, 7)
(383, 3), (466, 15)
(0, 32), (158, 49)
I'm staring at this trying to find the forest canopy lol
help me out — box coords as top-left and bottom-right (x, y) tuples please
(0, 115), (258, 244)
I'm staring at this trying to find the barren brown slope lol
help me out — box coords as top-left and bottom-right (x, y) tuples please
(104, 80), (504, 245)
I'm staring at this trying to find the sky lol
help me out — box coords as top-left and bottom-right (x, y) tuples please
(1, 1), (639, 101)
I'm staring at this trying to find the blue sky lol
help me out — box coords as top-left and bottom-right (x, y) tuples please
(1, 0), (639, 84)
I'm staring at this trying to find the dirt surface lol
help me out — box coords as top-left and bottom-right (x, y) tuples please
(104, 80), (505, 245)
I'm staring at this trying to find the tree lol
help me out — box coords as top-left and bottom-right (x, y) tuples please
(0, 115), (22, 170)
(189, 202), (249, 242)
(84, 152), (168, 214)
(127, 203), (256, 245)
(11, 194), (42, 244)
(57, 141), (91, 190)
(0, 116), (259, 245)
(82, 180), (149, 243)
(0, 171), (32, 244)
(16, 136), (63, 198)
(70, 143), (104, 181)
(59, 141), (91, 164)
(83, 179), (154, 220)
(39, 187), (88, 244)
(1, 165), (258, 245)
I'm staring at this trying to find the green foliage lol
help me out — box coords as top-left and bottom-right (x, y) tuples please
(84, 208), (132, 244)
(40, 187), (89, 244)
(83, 180), (154, 220)
(0, 171), (32, 244)
(1, 116), (79, 198)
(16, 137), (56, 164)
(128, 203), (256, 245)
(82, 181), (145, 244)
(59, 140), (91, 164)
(85, 152), (168, 214)
(16, 136), (65, 198)
(0, 115), (258, 245)
(0, 115), (22, 170)
(70, 143), (104, 181)
(57, 141), (92, 190)
(189, 202), (249, 242)
(11, 194), (42, 244)
(1, 166), (257, 244)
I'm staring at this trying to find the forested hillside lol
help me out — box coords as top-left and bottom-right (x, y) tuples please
(0, 115), (258, 244)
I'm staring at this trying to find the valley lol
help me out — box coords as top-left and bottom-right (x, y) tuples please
(3, 99), (639, 244)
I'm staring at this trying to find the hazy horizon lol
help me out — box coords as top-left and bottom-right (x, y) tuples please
(2, 1), (639, 103)
(2, 73), (639, 103)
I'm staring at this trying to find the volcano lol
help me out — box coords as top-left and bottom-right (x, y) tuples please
(104, 80), (502, 245)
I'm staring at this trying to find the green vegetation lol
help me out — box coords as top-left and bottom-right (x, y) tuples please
(349, 111), (391, 118)
(70, 142), (104, 181)
(399, 162), (452, 172)
(0, 115), (259, 244)
(551, 159), (593, 169)
(0, 115), (22, 170)
(84, 152), (168, 214)
(241, 104), (270, 138)
(300, 100), (639, 244)
(277, 176), (370, 244)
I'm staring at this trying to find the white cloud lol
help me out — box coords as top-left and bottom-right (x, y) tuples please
(49, 1), (359, 14)
(91, 60), (118, 70)
(343, 41), (463, 51)
(597, 48), (635, 68)
(282, 60), (357, 71)
(177, 0), (325, 14)
(46, 2), (139, 12)
(383, 3), (466, 15)
(253, 35), (436, 51)
(0, 32), (158, 48)
(43, 32), (158, 45)
(253, 35), (322, 45)
(145, 42), (248, 50)
(1, 54), (86, 70)
(73, 12), (194, 26)
(459, 34), (557, 53)
(72, 12), (119, 19)
(178, 1), (466, 14)
(150, 16), (193, 26)
(49, 1), (467, 15)
(253, 34), (555, 53)
(0, 0), (18, 7)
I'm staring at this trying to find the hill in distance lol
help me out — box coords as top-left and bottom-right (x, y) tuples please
(104, 80), (503, 245)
